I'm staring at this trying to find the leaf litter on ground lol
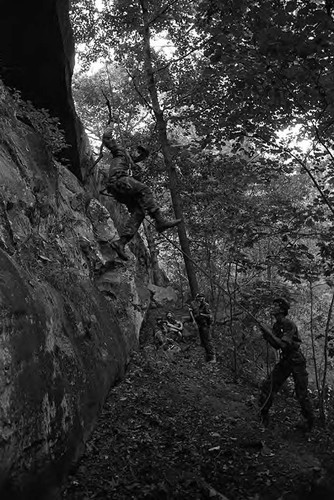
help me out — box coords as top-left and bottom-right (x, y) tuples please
(62, 308), (334, 500)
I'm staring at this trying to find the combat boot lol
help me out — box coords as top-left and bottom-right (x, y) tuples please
(153, 209), (182, 233)
(110, 239), (128, 261)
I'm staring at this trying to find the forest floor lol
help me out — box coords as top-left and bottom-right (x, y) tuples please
(61, 307), (334, 500)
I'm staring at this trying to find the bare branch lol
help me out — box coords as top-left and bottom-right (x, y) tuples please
(101, 90), (112, 124)
(125, 68), (154, 113)
(256, 132), (334, 216)
(314, 127), (334, 166)
(154, 35), (216, 74)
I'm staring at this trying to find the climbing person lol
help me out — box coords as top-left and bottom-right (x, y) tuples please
(165, 311), (183, 340)
(258, 297), (314, 431)
(189, 293), (216, 363)
(101, 126), (182, 260)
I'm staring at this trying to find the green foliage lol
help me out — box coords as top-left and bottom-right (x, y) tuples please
(13, 91), (67, 154)
(72, 65), (154, 146)
(0, 81), (67, 156)
(192, 0), (334, 158)
(70, 1), (334, 388)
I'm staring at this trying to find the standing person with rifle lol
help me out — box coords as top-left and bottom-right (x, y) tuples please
(258, 297), (314, 431)
(101, 125), (181, 260)
(189, 293), (216, 363)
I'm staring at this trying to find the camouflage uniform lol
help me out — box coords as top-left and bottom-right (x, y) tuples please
(259, 316), (314, 427)
(102, 130), (181, 260)
(190, 297), (215, 362)
(105, 138), (161, 241)
(166, 312), (183, 339)
(154, 320), (174, 350)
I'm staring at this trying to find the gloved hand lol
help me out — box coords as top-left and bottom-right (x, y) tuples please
(133, 145), (149, 163)
(137, 145), (149, 155)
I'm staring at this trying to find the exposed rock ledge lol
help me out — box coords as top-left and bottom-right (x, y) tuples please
(0, 84), (152, 499)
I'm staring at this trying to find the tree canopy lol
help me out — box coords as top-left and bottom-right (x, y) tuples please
(70, 0), (334, 396)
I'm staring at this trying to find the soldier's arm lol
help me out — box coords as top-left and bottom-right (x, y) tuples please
(199, 303), (211, 318)
(172, 321), (183, 333)
(259, 324), (284, 350)
(103, 127), (128, 160)
(188, 307), (196, 323)
(131, 162), (144, 181)
(266, 332), (284, 350)
(166, 320), (176, 332)
(131, 145), (149, 163)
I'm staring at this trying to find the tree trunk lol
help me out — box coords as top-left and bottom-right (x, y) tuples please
(139, 0), (199, 297)
(143, 220), (168, 286)
(309, 281), (320, 395)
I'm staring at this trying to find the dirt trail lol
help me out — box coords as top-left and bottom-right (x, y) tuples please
(61, 311), (334, 500)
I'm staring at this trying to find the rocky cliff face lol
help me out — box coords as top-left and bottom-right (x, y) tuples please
(0, 2), (171, 497)
(0, 0), (86, 180)
(0, 83), (152, 499)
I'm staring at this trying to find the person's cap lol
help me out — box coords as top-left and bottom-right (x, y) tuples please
(102, 126), (114, 140)
(273, 297), (290, 313)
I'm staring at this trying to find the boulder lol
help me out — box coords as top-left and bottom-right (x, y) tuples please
(147, 284), (178, 306)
